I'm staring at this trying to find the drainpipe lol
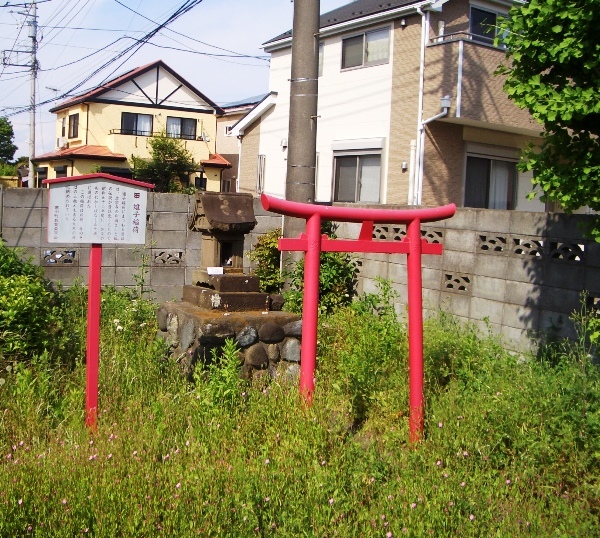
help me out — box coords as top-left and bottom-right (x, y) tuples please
(415, 99), (449, 205)
(85, 103), (90, 145)
(407, 139), (417, 204)
(411, 7), (428, 206)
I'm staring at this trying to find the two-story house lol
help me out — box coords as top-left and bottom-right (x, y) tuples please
(230, 0), (545, 211)
(32, 60), (231, 191)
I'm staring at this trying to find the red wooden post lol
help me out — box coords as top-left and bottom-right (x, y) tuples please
(406, 219), (424, 442)
(261, 194), (455, 442)
(85, 243), (102, 430)
(300, 212), (322, 402)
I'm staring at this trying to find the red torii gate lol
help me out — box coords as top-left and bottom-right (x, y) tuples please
(261, 194), (456, 442)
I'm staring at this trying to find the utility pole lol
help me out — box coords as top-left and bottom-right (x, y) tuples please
(2, 2), (39, 187)
(28, 2), (38, 187)
(284, 0), (320, 242)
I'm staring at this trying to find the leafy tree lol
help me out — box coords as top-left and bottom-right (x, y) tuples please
(498, 0), (600, 238)
(131, 132), (198, 192)
(0, 116), (17, 164)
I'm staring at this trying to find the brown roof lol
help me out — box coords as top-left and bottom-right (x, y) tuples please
(32, 145), (127, 163)
(49, 60), (223, 115)
(201, 153), (232, 168)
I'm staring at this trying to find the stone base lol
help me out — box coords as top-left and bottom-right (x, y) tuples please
(191, 269), (261, 292)
(182, 285), (270, 312)
(156, 301), (302, 381)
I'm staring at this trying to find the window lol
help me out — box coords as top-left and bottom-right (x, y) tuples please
(36, 167), (48, 183)
(54, 165), (68, 178)
(221, 177), (232, 193)
(342, 27), (389, 69)
(166, 116), (197, 140)
(333, 154), (381, 203)
(257, 154), (266, 194)
(121, 112), (153, 136)
(470, 7), (499, 44)
(464, 156), (517, 209)
(61, 117), (66, 137)
(68, 114), (79, 139)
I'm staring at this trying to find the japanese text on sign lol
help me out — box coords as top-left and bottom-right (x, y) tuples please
(47, 178), (148, 245)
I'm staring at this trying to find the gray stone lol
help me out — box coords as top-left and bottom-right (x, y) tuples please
(270, 294), (285, 311)
(167, 313), (179, 339)
(179, 319), (196, 350)
(156, 307), (169, 331)
(267, 343), (280, 362)
(283, 320), (302, 337)
(240, 363), (254, 380)
(236, 326), (258, 348)
(283, 363), (300, 383)
(198, 322), (235, 344)
(258, 322), (285, 343)
(245, 343), (268, 368)
(281, 338), (301, 363)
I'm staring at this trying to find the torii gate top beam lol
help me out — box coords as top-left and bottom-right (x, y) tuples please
(261, 194), (456, 224)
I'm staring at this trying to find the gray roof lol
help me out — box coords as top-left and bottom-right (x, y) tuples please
(264, 0), (421, 45)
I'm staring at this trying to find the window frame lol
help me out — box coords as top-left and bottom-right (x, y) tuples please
(68, 114), (79, 139)
(464, 153), (518, 210)
(166, 116), (197, 140)
(332, 151), (382, 203)
(341, 26), (390, 70)
(120, 112), (154, 136)
(469, 5), (506, 46)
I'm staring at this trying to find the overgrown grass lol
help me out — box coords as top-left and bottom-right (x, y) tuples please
(0, 284), (599, 536)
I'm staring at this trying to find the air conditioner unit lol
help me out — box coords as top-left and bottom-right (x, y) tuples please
(57, 136), (67, 149)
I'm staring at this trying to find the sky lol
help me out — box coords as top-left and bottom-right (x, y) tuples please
(0, 0), (351, 159)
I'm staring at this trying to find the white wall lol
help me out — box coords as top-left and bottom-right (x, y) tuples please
(261, 24), (394, 201)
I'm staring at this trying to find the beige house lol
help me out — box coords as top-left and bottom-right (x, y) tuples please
(230, 0), (546, 211)
(215, 95), (266, 192)
(32, 60), (230, 191)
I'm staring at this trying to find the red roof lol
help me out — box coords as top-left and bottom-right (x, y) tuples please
(32, 145), (127, 163)
(201, 153), (232, 168)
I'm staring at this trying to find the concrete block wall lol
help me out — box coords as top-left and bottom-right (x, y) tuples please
(336, 208), (600, 352)
(0, 188), (196, 303)
(3, 189), (598, 352)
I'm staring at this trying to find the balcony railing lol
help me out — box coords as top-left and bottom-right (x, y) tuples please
(109, 129), (201, 140)
(428, 31), (506, 49)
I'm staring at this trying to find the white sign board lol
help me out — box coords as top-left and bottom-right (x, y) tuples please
(47, 178), (149, 244)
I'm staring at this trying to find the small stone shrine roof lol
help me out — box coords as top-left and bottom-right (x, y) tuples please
(189, 192), (257, 234)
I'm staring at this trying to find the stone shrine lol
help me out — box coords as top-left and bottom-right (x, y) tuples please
(157, 192), (301, 381)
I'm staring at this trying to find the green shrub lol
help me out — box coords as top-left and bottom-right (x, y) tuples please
(284, 222), (359, 315)
(247, 228), (283, 293)
(0, 241), (64, 364)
